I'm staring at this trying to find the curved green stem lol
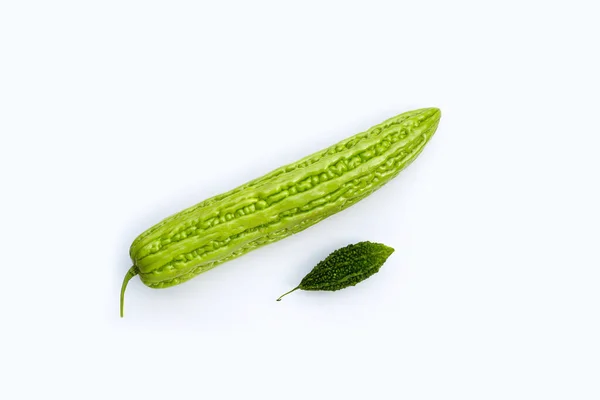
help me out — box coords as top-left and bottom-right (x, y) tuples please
(120, 266), (139, 318)
(276, 287), (300, 301)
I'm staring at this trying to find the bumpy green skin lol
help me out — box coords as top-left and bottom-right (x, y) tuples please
(129, 108), (440, 289)
(300, 241), (394, 291)
(276, 241), (394, 301)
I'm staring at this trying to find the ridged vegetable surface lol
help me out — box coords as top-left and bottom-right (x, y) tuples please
(120, 107), (440, 316)
(276, 241), (395, 301)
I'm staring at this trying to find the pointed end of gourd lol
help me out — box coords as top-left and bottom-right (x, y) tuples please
(423, 107), (441, 124)
(370, 242), (394, 259)
(276, 287), (300, 302)
(418, 108), (441, 141)
(384, 244), (395, 255)
(120, 266), (139, 318)
(433, 107), (442, 123)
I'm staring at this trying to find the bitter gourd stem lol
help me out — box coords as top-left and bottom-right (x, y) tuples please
(276, 287), (299, 301)
(120, 266), (139, 318)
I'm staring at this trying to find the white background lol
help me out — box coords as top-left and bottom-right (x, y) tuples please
(1, 1), (599, 399)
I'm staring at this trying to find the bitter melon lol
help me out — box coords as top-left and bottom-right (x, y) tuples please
(121, 107), (440, 316)
(276, 241), (395, 301)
